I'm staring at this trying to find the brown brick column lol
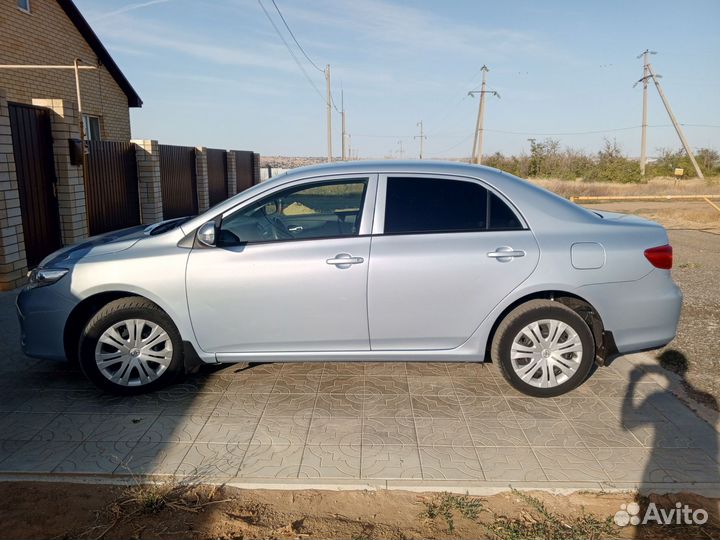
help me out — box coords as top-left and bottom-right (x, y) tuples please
(195, 147), (209, 213)
(32, 99), (88, 245)
(226, 150), (237, 197)
(0, 90), (28, 290)
(133, 139), (164, 224)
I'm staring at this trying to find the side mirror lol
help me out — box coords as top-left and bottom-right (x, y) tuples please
(197, 221), (216, 247)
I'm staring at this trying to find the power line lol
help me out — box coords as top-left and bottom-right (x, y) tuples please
(270, 0), (325, 74)
(257, 0), (327, 105)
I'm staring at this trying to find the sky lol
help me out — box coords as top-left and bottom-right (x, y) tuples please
(76, 0), (720, 158)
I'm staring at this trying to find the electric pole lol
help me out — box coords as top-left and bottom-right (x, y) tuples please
(325, 64), (332, 162)
(468, 66), (500, 164)
(397, 140), (404, 159)
(414, 121), (426, 159)
(341, 89), (347, 161)
(637, 50), (655, 176)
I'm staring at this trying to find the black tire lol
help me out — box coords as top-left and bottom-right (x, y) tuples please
(78, 297), (184, 395)
(491, 299), (595, 398)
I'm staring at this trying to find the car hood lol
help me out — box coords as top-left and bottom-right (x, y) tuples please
(39, 225), (149, 267)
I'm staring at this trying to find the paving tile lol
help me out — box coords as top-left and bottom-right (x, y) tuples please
(86, 413), (158, 441)
(626, 421), (695, 448)
(174, 375), (231, 393)
(506, 398), (564, 420)
(411, 395), (463, 419)
(363, 417), (416, 446)
(318, 375), (364, 394)
(585, 379), (663, 399)
(0, 440), (26, 466)
(0, 390), (33, 412)
(251, 416), (310, 446)
(212, 394), (268, 417)
(445, 363), (492, 379)
(156, 392), (221, 415)
(176, 442), (246, 478)
(420, 446), (484, 480)
(554, 397), (613, 421)
(451, 379), (503, 397)
(362, 445), (422, 479)
(313, 393), (364, 417)
(55, 441), (136, 474)
(655, 448), (720, 483)
(122, 442), (192, 475)
(280, 363), (325, 377)
(405, 363), (448, 377)
(364, 363), (407, 376)
(196, 416), (260, 444)
(307, 417), (362, 446)
(0, 412), (57, 441)
(533, 447), (607, 482)
(572, 419), (643, 447)
(520, 419), (585, 448)
(589, 447), (672, 482)
(237, 442), (302, 478)
(599, 396), (668, 422)
(474, 447), (546, 481)
(15, 391), (79, 413)
(263, 393), (316, 419)
(271, 375), (321, 394)
(321, 363), (364, 376)
(299, 445), (361, 478)
(363, 394), (413, 418)
(414, 418), (472, 447)
(407, 377), (455, 397)
(33, 413), (109, 442)
(0, 441), (79, 473)
(365, 377), (409, 395)
(141, 415), (208, 443)
(466, 419), (528, 447)
(459, 396), (514, 419)
(219, 375), (277, 394)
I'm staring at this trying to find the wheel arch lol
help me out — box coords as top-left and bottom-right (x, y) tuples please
(484, 290), (612, 365)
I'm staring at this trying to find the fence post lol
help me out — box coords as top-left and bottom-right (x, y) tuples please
(132, 139), (164, 224)
(226, 150), (237, 197)
(32, 98), (88, 245)
(195, 146), (209, 212)
(0, 90), (28, 290)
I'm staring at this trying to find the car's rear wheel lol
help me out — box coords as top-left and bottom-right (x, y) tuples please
(78, 297), (184, 395)
(491, 299), (594, 397)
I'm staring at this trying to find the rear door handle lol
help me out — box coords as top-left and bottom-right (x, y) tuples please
(487, 246), (525, 262)
(326, 253), (364, 268)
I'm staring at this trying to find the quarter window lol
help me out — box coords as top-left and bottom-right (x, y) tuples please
(219, 179), (368, 246)
(384, 176), (522, 234)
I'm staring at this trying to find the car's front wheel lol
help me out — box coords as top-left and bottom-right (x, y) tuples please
(78, 297), (184, 394)
(491, 299), (595, 397)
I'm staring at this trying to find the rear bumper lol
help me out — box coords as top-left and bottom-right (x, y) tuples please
(576, 269), (682, 354)
(16, 284), (75, 361)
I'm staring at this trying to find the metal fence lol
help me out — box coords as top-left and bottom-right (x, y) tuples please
(206, 148), (227, 206)
(85, 141), (141, 235)
(159, 144), (198, 219)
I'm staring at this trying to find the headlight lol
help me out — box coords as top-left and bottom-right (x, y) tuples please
(27, 268), (69, 288)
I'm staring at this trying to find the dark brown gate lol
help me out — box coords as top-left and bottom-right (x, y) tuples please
(159, 145), (198, 218)
(234, 150), (254, 193)
(85, 141), (140, 235)
(206, 148), (227, 206)
(8, 103), (62, 267)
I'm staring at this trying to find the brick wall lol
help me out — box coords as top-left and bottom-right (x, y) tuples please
(0, 0), (132, 140)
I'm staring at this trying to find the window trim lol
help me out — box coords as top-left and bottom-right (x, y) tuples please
(82, 114), (102, 141)
(374, 173), (528, 236)
(217, 175), (376, 247)
(17, 0), (30, 13)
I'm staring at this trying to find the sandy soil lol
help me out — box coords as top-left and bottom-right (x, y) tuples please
(1, 481), (718, 540)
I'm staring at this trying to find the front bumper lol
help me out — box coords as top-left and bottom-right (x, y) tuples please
(16, 283), (77, 361)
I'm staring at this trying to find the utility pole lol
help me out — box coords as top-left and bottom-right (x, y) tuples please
(414, 121), (426, 159)
(347, 134), (352, 161)
(341, 89), (347, 161)
(468, 66), (499, 164)
(645, 61), (704, 179)
(325, 64), (332, 162)
(397, 140), (404, 159)
(637, 50), (655, 176)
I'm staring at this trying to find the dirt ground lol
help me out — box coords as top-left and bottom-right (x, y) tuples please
(1, 481), (718, 540)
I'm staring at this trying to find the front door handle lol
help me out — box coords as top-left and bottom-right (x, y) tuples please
(487, 246), (526, 262)
(326, 253), (364, 269)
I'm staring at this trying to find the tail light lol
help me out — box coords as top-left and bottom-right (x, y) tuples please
(644, 244), (673, 269)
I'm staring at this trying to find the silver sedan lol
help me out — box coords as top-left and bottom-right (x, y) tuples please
(17, 161), (682, 396)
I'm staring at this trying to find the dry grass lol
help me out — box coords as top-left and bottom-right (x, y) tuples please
(531, 176), (720, 199)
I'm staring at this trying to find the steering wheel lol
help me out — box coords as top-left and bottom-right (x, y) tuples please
(263, 214), (293, 239)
